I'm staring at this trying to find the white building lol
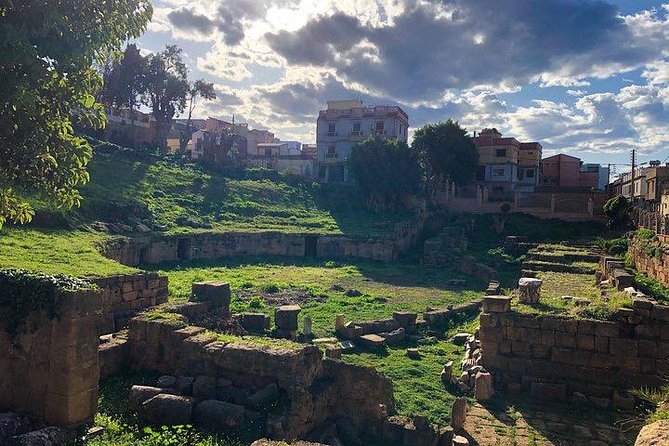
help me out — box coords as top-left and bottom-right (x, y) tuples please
(316, 99), (409, 183)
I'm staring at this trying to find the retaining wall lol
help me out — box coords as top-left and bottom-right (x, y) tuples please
(0, 288), (101, 427)
(100, 231), (398, 266)
(91, 273), (169, 334)
(628, 234), (669, 288)
(479, 299), (669, 401)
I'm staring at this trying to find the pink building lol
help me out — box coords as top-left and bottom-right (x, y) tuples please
(540, 154), (598, 189)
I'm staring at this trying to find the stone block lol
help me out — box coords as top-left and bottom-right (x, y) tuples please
(554, 332), (576, 348)
(358, 334), (385, 349)
(576, 334), (594, 351)
(191, 282), (231, 315)
(239, 313), (270, 332)
(474, 372), (494, 401)
(479, 313), (497, 328)
(141, 394), (194, 426)
(246, 383), (278, 410)
(325, 345), (342, 360)
(275, 305), (301, 331)
(610, 338), (637, 357)
(638, 340), (657, 358)
(193, 399), (249, 431)
(594, 336), (609, 353)
(384, 327), (406, 345)
(593, 321), (619, 337)
(129, 385), (164, 410)
(482, 296), (512, 313)
(450, 397), (467, 430)
(392, 311), (418, 328)
(192, 376), (217, 400)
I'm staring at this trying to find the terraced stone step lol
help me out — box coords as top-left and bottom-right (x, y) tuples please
(526, 252), (600, 264)
(521, 261), (596, 275)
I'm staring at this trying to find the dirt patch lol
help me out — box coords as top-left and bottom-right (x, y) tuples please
(235, 288), (328, 307)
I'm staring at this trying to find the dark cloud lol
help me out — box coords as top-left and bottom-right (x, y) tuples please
(167, 8), (216, 34)
(266, 0), (655, 100)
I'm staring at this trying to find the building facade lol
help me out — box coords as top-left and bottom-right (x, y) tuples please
(316, 100), (409, 183)
(246, 142), (315, 178)
(472, 129), (541, 198)
(646, 164), (669, 203)
(540, 154), (599, 189)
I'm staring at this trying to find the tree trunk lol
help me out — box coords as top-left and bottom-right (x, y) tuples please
(153, 117), (170, 153)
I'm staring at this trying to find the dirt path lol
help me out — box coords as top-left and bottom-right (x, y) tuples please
(462, 399), (638, 446)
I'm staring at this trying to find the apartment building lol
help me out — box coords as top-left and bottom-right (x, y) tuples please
(646, 163), (669, 203)
(316, 100), (409, 183)
(540, 154), (599, 189)
(472, 129), (541, 198)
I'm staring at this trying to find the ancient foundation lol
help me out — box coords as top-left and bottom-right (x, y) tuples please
(99, 231), (398, 266)
(0, 285), (102, 427)
(479, 298), (669, 405)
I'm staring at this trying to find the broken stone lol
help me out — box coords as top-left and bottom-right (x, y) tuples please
(482, 296), (512, 313)
(275, 305), (301, 331)
(358, 334), (386, 349)
(303, 316), (312, 336)
(441, 361), (454, 383)
(384, 327), (406, 345)
(459, 372), (470, 386)
(392, 311), (418, 327)
(239, 313), (270, 332)
(191, 282), (231, 314)
(439, 426), (454, 446)
(474, 371), (494, 400)
(246, 383), (278, 410)
(192, 376), (217, 400)
(335, 315), (346, 332)
(588, 396), (611, 409)
(453, 435), (470, 446)
(340, 340), (355, 351)
(313, 337), (338, 345)
(406, 348), (421, 359)
(518, 277), (542, 304)
(141, 394), (194, 426)
(325, 345), (342, 359)
(193, 399), (247, 430)
(573, 297), (591, 307)
(451, 333), (470, 345)
(451, 397), (468, 430)
(129, 385), (165, 410)
(176, 376), (195, 395)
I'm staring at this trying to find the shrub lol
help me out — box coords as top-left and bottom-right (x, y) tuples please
(248, 296), (264, 309)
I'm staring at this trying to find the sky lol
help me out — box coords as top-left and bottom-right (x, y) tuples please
(136, 0), (669, 171)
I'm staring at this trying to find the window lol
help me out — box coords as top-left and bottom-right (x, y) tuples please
(493, 168), (505, 177)
(327, 123), (336, 136)
(326, 146), (336, 158)
(496, 149), (507, 157)
(375, 121), (385, 134)
(526, 169), (535, 178)
(351, 122), (361, 136)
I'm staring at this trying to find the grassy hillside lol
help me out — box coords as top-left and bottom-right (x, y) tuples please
(67, 139), (410, 236)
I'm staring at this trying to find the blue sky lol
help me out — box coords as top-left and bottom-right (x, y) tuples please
(137, 0), (669, 169)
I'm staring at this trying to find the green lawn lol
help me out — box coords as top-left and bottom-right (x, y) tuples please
(149, 257), (484, 337)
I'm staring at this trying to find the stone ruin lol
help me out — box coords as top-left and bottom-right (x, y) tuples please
(518, 277), (542, 304)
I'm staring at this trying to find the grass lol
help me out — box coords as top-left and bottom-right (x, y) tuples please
(343, 315), (479, 425)
(84, 371), (251, 446)
(38, 144), (411, 237)
(0, 227), (137, 277)
(147, 257), (484, 337)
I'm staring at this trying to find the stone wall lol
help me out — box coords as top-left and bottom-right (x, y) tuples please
(628, 234), (669, 288)
(100, 231), (398, 266)
(128, 316), (394, 440)
(479, 299), (669, 403)
(0, 288), (101, 427)
(91, 273), (169, 334)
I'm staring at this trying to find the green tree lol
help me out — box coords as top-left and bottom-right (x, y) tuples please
(411, 120), (479, 196)
(0, 0), (152, 229)
(141, 45), (190, 151)
(101, 44), (147, 113)
(180, 80), (217, 151)
(349, 137), (423, 209)
(603, 195), (631, 229)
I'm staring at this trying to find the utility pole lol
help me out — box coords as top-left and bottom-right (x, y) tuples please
(631, 148), (636, 202)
